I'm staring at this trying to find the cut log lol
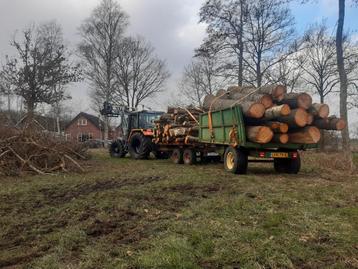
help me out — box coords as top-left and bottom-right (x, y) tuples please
(264, 104), (291, 120)
(203, 94), (265, 118)
(229, 92), (273, 109)
(216, 89), (228, 98)
(185, 135), (199, 144)
(246, 126), (274, 144)
(227, 85), (286, 100)
(258, 85), (287, 100)
(272, 133), (289, 144)
(169, 127), (188, 137)
(278, 92), (313, 109)
(265, 122), (289, 133)
(276, 108), (308, 128)
(308, 103), (330, 118)
(288, 126), (321, 144)
(313, 117), (346, 130)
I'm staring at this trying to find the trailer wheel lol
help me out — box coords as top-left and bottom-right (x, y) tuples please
(171, 149), (183, 164)
(224, 146), (248, 174)
(274, 151), (301, 174)
(183, 149), (196, 165)
(128, 133), (152, 159)
(109, 140), (126, 158)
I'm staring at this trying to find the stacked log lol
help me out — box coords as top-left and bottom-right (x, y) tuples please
(202, 84), (345, 144)
(154, 106), (200, 144)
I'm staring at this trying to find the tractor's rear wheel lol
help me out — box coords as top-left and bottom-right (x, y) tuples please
(128, 133), (152, 160)
(224, 146), (248, 174)
(109, 140), (126, 158)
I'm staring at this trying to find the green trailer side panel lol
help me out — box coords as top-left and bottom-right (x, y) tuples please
(199, 105), (318, 150)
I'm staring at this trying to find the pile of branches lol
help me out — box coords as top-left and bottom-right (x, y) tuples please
(0, 127), (88, 176)
(203, 85), (346, 144)
(154, 106), (201, 144)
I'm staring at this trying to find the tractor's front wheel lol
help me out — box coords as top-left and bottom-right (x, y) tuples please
(128, 133), (152, 159)
(109, 140), (127, 158)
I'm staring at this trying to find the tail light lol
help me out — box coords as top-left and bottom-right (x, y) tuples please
(292, 152), (298, 159)
(259, 152), (265, 158)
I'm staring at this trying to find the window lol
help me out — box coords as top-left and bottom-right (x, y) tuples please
(77, 119), (87, 126)
(77, 133), (90, 142)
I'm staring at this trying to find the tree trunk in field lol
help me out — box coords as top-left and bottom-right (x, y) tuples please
(276, 108), (308, 128)
(336, 0), (350, 151)
(104, 115), (109, 147)
(272, 133), (289, 144)
(313, 117), (346, 130)
(288, 126), (321, 144)
(264, 105), (291, 120)
(246, 126), (273, 144)
(278, 92), (312, 109)
(203, 94), (265, 118)
(308, 103), (330, 118)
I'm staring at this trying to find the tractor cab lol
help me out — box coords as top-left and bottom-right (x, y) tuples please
(124, 110), (163, 133)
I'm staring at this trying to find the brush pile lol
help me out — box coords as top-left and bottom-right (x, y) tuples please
(0, 127), (88, 176)
(154, 107), (201, 144)
(203, 85), (346, 144)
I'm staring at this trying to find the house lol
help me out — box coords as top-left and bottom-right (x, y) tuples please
(65, 112), (120, 142)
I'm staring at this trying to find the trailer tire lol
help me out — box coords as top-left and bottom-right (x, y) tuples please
(183, 149), (196, 165)
(128, 133), (152, 159)
(109, 140), (126, 158)
(274, 152), (301, 174)
(171, 149), (183, 164)
(224, 146), (248, 174)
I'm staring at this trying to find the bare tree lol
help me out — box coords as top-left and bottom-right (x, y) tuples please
(1, 22), (80, 121)
(114, 36), (169, 110)
(78, 0), (128, 141)
(180, 53), (225, 106)
(300, 22), (339, 103)
(244, 0), (295, 87)
(199, 0), (248, 86)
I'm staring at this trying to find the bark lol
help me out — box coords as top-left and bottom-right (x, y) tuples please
(308, 103), (330, 118)
(313, 117), (346, 130)
(264, 105), (291, 120)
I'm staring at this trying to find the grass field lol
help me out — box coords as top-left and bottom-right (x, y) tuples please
(0, 150), (357, 269)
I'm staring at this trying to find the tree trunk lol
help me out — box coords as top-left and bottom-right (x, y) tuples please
(336, 0), (350, 151)
(264, 105), (291, 120)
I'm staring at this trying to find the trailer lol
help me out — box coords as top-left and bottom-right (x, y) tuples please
(157, 104), (317, 174)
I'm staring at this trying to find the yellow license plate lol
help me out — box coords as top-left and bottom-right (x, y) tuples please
(271, 152), (288, 158)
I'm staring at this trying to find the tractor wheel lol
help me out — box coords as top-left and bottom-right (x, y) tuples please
(109, 140), (126, 158)
(224, 146), (248, 174)
(171, 149), (183, 164)
(274, 151), (301, 174)
(128, 133), (152, 160)
(183, 149), (196, 165)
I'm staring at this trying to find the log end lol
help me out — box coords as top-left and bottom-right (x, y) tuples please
(297, 93), (313, 110)
(279, 123), (289, 133)
(336, 119), (346, 130)
(280, 104), (291, 116)
(273, 85), (287, 98)
(318, 104), (330, 118)
(294, 108), (309, 127)
(307, 126), (321, 143)
(261, 94), (274, 109)
(247, 103), (265, 119)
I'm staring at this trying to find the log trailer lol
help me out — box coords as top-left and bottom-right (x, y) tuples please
(102, 102), (317, 175)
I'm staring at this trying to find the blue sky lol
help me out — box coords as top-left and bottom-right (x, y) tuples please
(291, 0), (358, 38)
